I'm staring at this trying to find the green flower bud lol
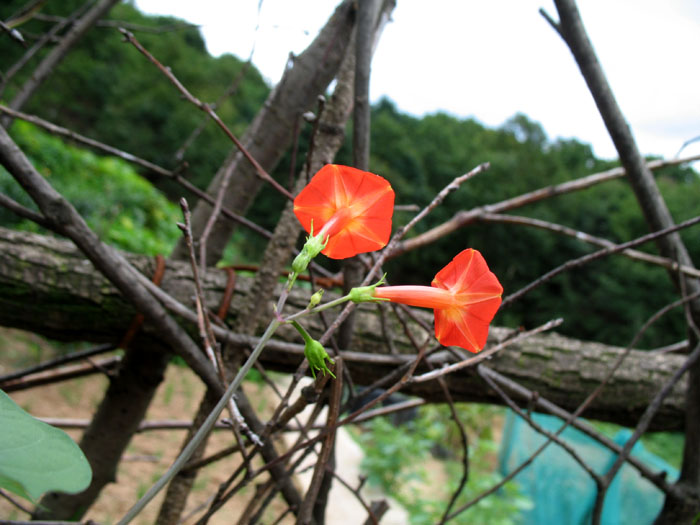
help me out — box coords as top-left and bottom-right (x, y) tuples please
(304, 338), (335, 379)
(290, 320), (335, 379)
(308, 289), (324, 309)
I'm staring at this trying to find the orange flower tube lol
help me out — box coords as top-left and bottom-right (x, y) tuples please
(293, 164), (395, 259)
(368, 249), (502, 352)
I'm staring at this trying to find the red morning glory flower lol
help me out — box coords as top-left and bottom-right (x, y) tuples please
(293, 164), (395, 259)
(370, 249), (503, 352)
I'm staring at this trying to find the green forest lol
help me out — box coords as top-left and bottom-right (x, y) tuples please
(1, 0), (698, 353)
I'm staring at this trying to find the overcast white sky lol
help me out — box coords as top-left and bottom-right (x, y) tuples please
(132, 0), (700, 162)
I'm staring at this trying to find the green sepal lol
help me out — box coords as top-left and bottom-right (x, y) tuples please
(348, 273), (388, 303)
(288, 221), (329, 290)
(291, 221), (328, 275)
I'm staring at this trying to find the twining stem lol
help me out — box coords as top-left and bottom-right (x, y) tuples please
(285, 294), (354, 322)
(117, 317), (281, 525)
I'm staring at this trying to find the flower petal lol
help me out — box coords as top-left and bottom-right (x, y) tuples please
(432, 249), (503, 352)
(293, 164), (394, 259)
(434, 295), (502, 352)
(432, 248), (503, 297)
(373, 285), (458, 310)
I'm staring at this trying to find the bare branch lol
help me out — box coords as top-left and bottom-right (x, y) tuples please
(0, 191), (52, 227)
(0, 1), (93, 94)
(1, 0), (121, 128)
(5, 0), (48, 28)
(675, 135), (700, 158)
(478, 364), (603, 484)
(330, 471), (385, 525)
(394, 153), (700, 256)
(298, 358), (343, 523)
(0, 19), (26, 46)
(548, 0), (700, 316)
(36, 418), (232, 433)
(173, 60), (253, 162)
(0, 488), (32, 515)
(479, 366), (677, 496)
(0, 104), (273, 239)
(177, 198), (257, 449)
(409, 318), (563, 383)
(502, 215), (700, 308)
(32, 13), (200, 34)
(1, 356), (121, 393)
(592, 341), (700, 522)
(652, 340), (689, 354)
(118, 28), (294, 203)
(478, 212), (700, 279)
(0, 343), (115, 383)
(546, 5), (700, 514)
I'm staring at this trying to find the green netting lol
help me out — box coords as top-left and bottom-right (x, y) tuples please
(499, 410), (678, 524)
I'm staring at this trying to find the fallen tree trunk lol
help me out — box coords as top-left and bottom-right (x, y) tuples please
(0, 226), (687, 430)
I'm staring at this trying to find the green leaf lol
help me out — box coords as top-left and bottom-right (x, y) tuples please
(0, 389), (92, 501)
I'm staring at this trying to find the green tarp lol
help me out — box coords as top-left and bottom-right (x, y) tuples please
(499, 410), (678, 524)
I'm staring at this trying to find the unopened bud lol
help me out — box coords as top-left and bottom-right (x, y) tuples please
(308, 289), (324, 309)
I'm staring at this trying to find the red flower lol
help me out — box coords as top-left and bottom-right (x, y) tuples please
(373, 249), (503, 352)
(293, 164), (395, 259)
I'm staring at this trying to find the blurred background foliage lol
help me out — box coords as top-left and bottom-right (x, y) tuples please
(357, 405), (533, 525)
(1, 0), (699, 350)
(0, 0), (269, 194)
(0, 120), (181, 254)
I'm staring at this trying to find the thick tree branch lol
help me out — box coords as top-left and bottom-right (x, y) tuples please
(341, 0), (380, 349)
(0, 226), (689, 431)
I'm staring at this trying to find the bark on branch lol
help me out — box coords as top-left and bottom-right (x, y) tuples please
(0, 226), (688, 431)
